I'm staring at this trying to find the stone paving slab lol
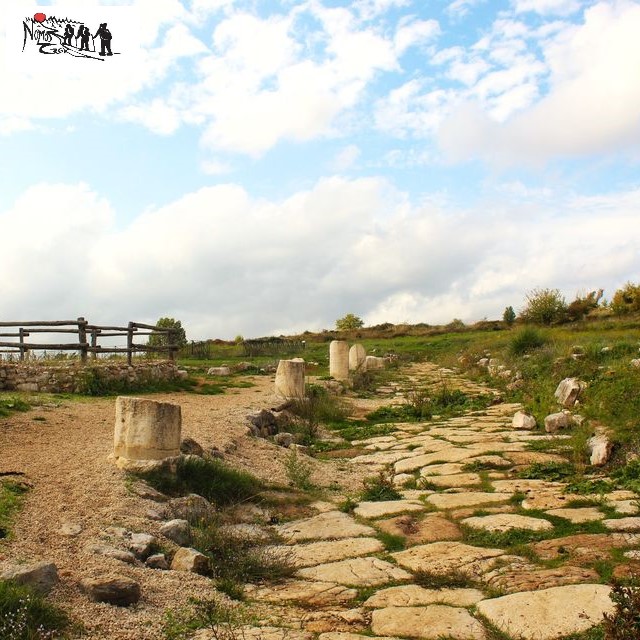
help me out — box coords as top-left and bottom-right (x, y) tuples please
(283, 537), (385, 568)
(349, 450), (426, 465)
(544, 507), (605, 523)
(603, 517), (640, 531)
(320, 633), (402, 640)
(491, 479), (563, 493)
(297, 557), (412, 587)
(395, 448), (475, 473)
(245, 580), (358, 606)
(371, 605), (486, 640)
(419, 463), (465, 476)
(376, 514), (462, 544)
(424, 473), (482, 487)
(354, 500), (426, 519)
(609, 500), (640, 515)
(392, 541), (504, 575)
(461, 513), (553, 532)
(277, 512), (376, 543)
(476, 584), (614, 640)
(425, 492), (511, 510)
(363, 585), (485, 608)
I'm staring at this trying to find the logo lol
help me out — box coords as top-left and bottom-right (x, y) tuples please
(22, 12), (119, 62)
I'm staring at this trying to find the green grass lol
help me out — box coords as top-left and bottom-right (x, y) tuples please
(360, 471), (403, 502)
(0, 580), (72, 639)
(376, 530), (406, 551)
(517, 462), (577, 481)
(133, 456), (265, 507)
(0, 397), (31, 418)
(413, 569), (478, 589)
(0, 480), (29, 540)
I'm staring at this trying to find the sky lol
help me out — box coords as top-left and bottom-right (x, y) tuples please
(1, 0), (639, 340)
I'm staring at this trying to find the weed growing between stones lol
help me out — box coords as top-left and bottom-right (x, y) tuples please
(283, 449), (314, 490)
(413, 569), (479, 590)
(0, 581), (71, 640)
(602, 576), (640, 639)
(376, 530), (406, 551)
(360, 470), (402, 502)
(163, 597), (250, 640)
(191, 515), (295, 586)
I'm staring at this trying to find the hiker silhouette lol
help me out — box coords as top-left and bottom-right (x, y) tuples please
(62, 24), (74, 46)
(94, 22), (112, 56)
(79, 26), (90, 51)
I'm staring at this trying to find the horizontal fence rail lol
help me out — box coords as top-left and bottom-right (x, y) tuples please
(0, 318), (179, 365)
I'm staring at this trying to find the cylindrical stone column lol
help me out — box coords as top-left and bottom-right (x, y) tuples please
(329, 340), (349, 380)
(349, 344), (367, 371)
(114, 397), (181, 466)
(274, 359), (305, 399)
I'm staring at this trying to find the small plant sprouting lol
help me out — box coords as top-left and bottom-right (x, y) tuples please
(283, 448), (314, 490)
(360, 470), (402, 502)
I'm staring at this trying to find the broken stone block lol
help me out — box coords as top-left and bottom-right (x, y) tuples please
(113, 397), (181, 470)
(544, 412), (570, 433)
(512, 411), (536, 430)
(160, 519), (191, 546)
(0, 561), (59, 595)
(81, 575), (141, 606)
(275, 359), (305, 399)
(554, 378), (585, 408)
(170, 547), (210, 574)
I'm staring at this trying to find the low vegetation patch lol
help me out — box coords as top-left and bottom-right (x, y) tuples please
(134, 456), (264, 507)
(283, 449), (314, 490)
(288, 384), (349, 444)
(0, 581), (72, 640)
(413, 569), (478, 590)
(360, 471), (402, 502)
(0, 480), (29, 540)
(0, 397), (31, 418)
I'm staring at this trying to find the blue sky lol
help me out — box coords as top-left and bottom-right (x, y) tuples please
(1, 0), (639, 339)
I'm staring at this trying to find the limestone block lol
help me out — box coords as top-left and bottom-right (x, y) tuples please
(207, 366), (231, 376)
(349, 344), (367, 371)
(275, 359), (305, 399)
(512, 411), (536, 430)
(365, 356), (386, 370)
(588, 433), (613, 466)
(544, 412), (570, 433)
(113, 397), (181, 466)
(329, 341), (350, 380)
(0, 561), (59, 595)
(554, 378), (585, 407)
(80, 575), (141, 606)
(170, 547), (210, 574)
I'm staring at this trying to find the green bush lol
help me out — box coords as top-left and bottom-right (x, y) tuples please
(0, 581), (71, 640)
(163, 597), (246, 640)
(0, 481), (29, 540)
(283, 448), (314, 490)
(611, 282), (640, 315)
(503, 306), (516, 325)
(509, 326), (547, 356)
(603, 577), (640, 639)
(289, 384), (348, 444)
(520, 288), (567, 325)
(360, 470), (402, 502)
(135, 457), (264, 507)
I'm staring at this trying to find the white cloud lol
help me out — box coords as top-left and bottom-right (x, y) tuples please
(2, 178), (639, 337)
(331, 144), (361, 171)
(513, 0), (582, 16)
(438, 1), (640, 164)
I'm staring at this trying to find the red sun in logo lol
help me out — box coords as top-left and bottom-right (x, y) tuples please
(33, 13), (46, 23)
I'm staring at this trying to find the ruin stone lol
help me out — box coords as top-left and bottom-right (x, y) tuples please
(349, 344), (367, 371)
(365, 356), (386, 370)
(554, 378), (585, 408)
(113, 397), (181, 470)
(80, 575), (141, 606)
(329, 341), (350, 380)
(275, 359), (305, 399)
(544, 412), (570, 433)
(588, 431), (613, 466)
(512, 411), (536, 430)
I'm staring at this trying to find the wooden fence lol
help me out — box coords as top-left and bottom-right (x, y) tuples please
(0, 318), (179, 365)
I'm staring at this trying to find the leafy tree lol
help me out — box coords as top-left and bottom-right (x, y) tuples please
(148, 317), (187, 348)
(611, 282), (640, 315)
(335, 313), (364, 331)
(503, 306), (516, 325)
(519, 288), (567, 325)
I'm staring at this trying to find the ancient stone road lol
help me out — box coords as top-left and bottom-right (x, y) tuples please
(235, 363), (640, 640)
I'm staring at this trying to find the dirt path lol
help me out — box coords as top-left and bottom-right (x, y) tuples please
(1, 363), (636, 639)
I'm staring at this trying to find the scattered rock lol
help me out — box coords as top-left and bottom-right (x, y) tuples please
(170, 547), (210, 574)
(169, 494), (215, 522)
(88, 544), (137, 565)
(248, 410), (279, 437)
(59, 522), (83, 537)
(160, 519), (191, 546)
(180, 437), (204, 457)
(145, 553), (169, 570)
(588, 432), (613, 466)
(274, 432), (295, 448)
(544, 412), (570, 433)
(512, 411), (536, 430)
(554, 378), (585, 408)
(80, 575), (141, 606)
(207, 367), (231, 376)
(128, 532), (156, 559)
(0, 561), (59, 595)
(130, 481), (169, 502)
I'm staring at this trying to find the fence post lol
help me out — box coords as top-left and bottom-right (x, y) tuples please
(90, 329), (99, 360)
(168, 329), (177, 362)
(127, 322), (134, 366)
(18, 328), (25, 362)
(77, 317), (88, 364)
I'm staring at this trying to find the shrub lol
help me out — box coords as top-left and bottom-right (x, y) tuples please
(520, 288), (567, 325)
(335, 314), (364, 331)
(135, 457), (264, 507)
(509, 326), (547, 356)
(611, 282), (640, 315)
(404, 388), (432, 420)
(0, 581), (71, 640)
(566, 289), (604, 322)
(602, 577), (640, 639)
(503, 306), (516, 326)
(163, 597), (247, 640)
(289, 384), (348, 444)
